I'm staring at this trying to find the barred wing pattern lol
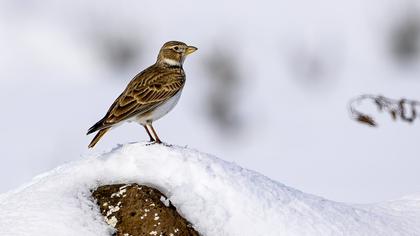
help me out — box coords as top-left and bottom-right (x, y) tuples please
(88, 66), (185, 134)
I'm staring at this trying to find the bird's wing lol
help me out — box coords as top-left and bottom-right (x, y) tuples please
(88, 67), (185, 133)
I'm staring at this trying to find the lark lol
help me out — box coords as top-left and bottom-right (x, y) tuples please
(87, 41), (197, 148)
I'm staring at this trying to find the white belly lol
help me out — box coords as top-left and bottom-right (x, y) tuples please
(136, 90), (182, 125)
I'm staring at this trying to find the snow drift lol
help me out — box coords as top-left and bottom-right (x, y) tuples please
(0, 143), (419, 236)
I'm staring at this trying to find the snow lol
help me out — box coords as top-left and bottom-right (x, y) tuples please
(0, 143), (419, 236)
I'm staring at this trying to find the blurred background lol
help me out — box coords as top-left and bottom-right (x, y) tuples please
(0, 0), (419, 204)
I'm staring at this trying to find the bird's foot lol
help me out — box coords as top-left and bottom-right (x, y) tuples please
(145, 139), (156, 146)
(145, 140), (172, 147)
(155, 139), (173, 147)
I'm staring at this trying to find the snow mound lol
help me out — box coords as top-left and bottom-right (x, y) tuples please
(0, 143), (419, 236)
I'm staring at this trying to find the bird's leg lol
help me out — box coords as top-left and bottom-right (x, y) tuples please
(143, 125), (154, 142)
(147, 123), (162, 144)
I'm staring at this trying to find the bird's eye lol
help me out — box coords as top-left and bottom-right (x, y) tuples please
(174, 46), (179, 51)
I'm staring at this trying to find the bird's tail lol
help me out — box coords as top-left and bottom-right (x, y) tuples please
(88, 128), (110, 148)
(87, 118), (105, 135)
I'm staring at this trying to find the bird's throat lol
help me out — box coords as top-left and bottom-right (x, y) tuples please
(161, 58), (181, 67)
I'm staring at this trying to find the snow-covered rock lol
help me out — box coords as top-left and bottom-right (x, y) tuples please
(92, 183), (199, 236)
(0, 143), (419, 236)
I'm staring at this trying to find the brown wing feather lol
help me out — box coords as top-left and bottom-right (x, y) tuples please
(88, 65), (185, 134)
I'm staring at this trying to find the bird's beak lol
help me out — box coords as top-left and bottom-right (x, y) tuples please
(185, 46), (198, 55)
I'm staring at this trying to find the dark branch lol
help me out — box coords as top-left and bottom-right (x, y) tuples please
(348, 94), (420, 126)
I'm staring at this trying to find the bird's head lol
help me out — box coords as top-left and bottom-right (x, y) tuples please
(156, 41), (197, 67)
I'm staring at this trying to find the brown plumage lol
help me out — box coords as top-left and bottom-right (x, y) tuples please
(87, 41), (197, 148)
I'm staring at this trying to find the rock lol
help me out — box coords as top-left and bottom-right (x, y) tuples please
(92, 183), (199, 236)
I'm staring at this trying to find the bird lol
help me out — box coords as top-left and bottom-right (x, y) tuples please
(87, 41), (197, 148)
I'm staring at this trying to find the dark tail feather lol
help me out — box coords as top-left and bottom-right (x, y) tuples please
(87, 119), (105, 135)
(88, 128), (110, 148)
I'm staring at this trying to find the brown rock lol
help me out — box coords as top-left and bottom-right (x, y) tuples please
(92, 183), (199, 236)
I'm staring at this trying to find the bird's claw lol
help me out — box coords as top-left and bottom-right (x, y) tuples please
(145, 141), (172, 147)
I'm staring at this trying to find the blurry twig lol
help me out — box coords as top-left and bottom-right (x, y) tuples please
(202, 47), (242, 134)
(348, 94), (420, 127)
